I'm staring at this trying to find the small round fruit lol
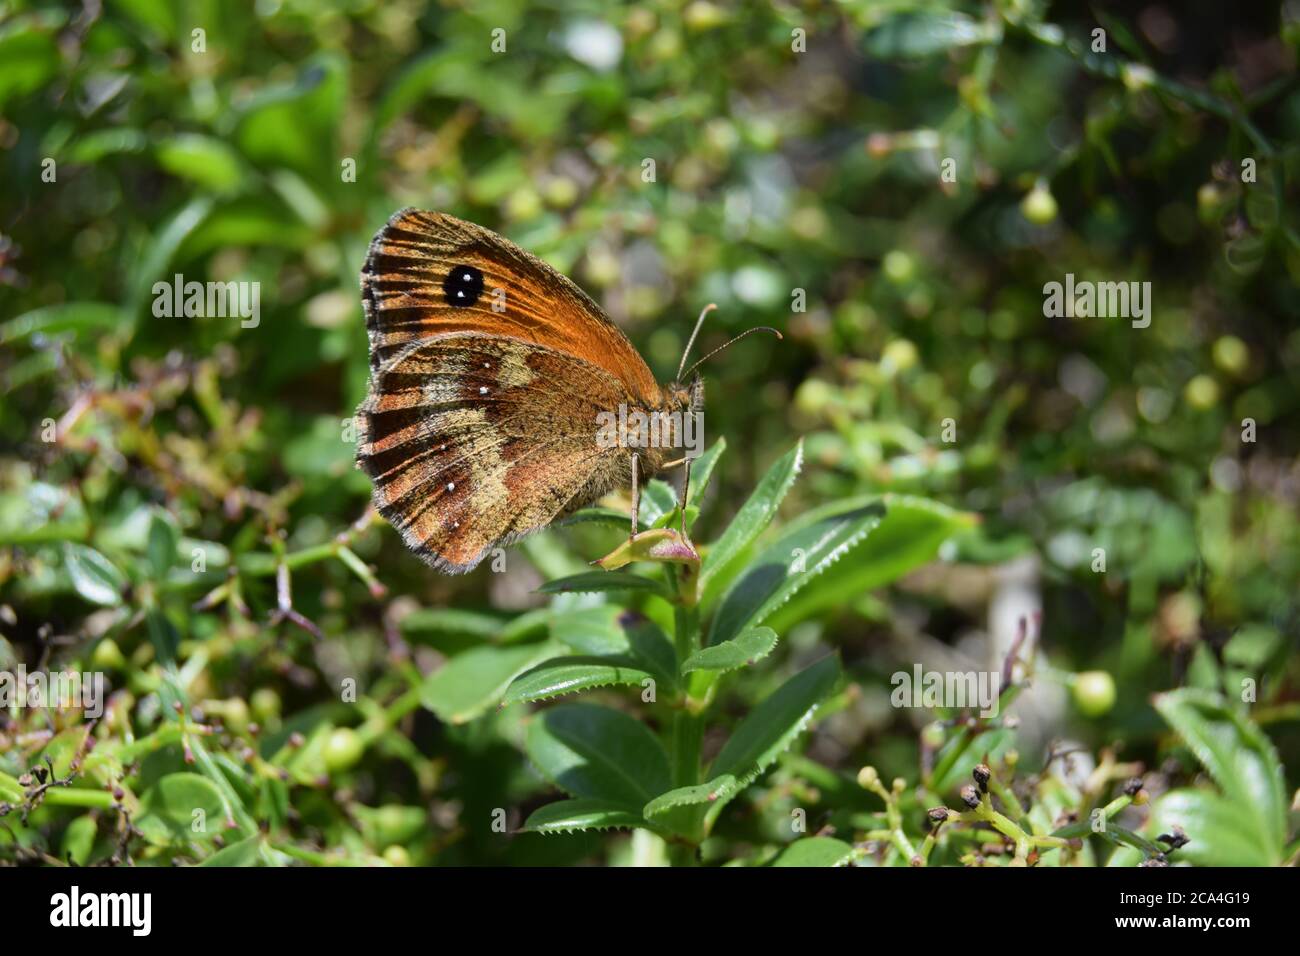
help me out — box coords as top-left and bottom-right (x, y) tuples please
(1073, 671), (1117, 717)
(1021, 184), (1058, 225)
(383, 845), (411, 867)
(323, 727), (364, 773)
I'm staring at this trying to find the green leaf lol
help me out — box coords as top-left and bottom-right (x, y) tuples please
(234, 55), (346, 187)
(765, 495), (973, 636)
(1114, 789), (1279, 867)
(525, 703), (671, 807)
(420, 642), (559, 724)
(863, 11), (998, 59)
(686, 437), (727, 510)
(700, 440), (803, 603)
(199, 835), (265, 867)
(0, 303), (130, 345)
(136, 773), (231, 846)
(146, 509), (180, 580)
(503, 656), (658, 706)
(0, 26), (59, 110)
(708, 655), (840, 803)
(768, 836), (855, 867)
(128, 196), (214, 316)
(155, 134), (246, 192)
(711, 495), (967, 646)
(682, 627), (778, 675)
(549, 606), (677, 682)
(643, 775), (740, 821)
(63, 543), (126, 606)
(523, 798), (649, 834)
(1153, 689), (1286, 863)
(559, 506), (630, 528)
(538, 571), (669, 598)
(639, 479), (679, 528)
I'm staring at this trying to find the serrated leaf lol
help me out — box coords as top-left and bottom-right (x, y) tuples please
(549, 606), (677, 682)
(768, 836), (855, 867)
(63, 543), (126, 607)
(503, 656), (658, 706)
(1153, 689), (1285, 862)
(643, 775), (740, 821)
(711, 495), (967, 646)
(523, 798), (649, 834)
(1116, 788), (1279, 867)
(765, 496), (972, 636)
(681, 627), (778, 675)
(686, 437), (726, 510)
(420, 641), (559, 723)
(538, 571), (669, 597)
(526, 704), (671, 807)
(559, 506), (630, 528)
(707, 655), (840, 807)
(700, 441), (803, 603)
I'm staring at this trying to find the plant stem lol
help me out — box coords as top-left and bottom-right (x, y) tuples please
(670, 602), (703, 791)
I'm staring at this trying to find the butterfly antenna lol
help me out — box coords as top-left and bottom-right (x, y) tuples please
(682, 326), (783, 380)
(676, 303), (717, 381)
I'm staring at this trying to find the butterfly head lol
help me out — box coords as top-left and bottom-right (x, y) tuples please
(665, 373), (705, 416)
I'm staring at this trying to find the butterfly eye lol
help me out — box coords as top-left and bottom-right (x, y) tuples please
(442, 264), (484, 308)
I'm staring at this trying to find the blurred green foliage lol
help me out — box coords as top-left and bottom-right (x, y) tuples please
(0, 0), (1297, 866)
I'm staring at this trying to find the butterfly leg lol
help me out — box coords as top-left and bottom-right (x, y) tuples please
(629, 452), (641, 540)
(678, 457), (692, 536)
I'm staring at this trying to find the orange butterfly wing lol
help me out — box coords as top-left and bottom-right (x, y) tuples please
(361, 208), (661, 405)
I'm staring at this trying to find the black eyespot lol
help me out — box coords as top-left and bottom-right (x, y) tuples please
(442, 264), (484, 308)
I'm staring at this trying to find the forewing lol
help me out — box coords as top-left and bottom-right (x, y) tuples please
(356, 333), (630, 572)
(361, 208), (661, 404)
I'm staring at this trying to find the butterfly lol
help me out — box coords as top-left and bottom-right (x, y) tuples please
(356, 209), (775, 573)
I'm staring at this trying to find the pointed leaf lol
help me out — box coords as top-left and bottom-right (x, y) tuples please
(765, 496), (973, 636)
(549, 606), (677, 683)
(420, 641), (559, 723)
(538, 570), (669, 598)
(1153, 689), (1285, 861)
(682, 627), (778, 675)
(708, 655), (840, 801)
(523, 799), (650, 834)
(643, 775), (740, 822)
(63, 543), (126, 606)
(526, 704), (671, 807)
(504, 656), (659, 706)
(711, 495), (968, 646)
(146, 508), (180, 580)
(700, 441), (803, 604)
(686, 437), (727, 510)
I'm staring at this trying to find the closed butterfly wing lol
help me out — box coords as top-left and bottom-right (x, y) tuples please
(361, 208), (661, 404)
(356, 332), (641, 572)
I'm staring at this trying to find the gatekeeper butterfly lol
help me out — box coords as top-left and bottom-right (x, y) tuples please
(356, 209), (776, 573)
